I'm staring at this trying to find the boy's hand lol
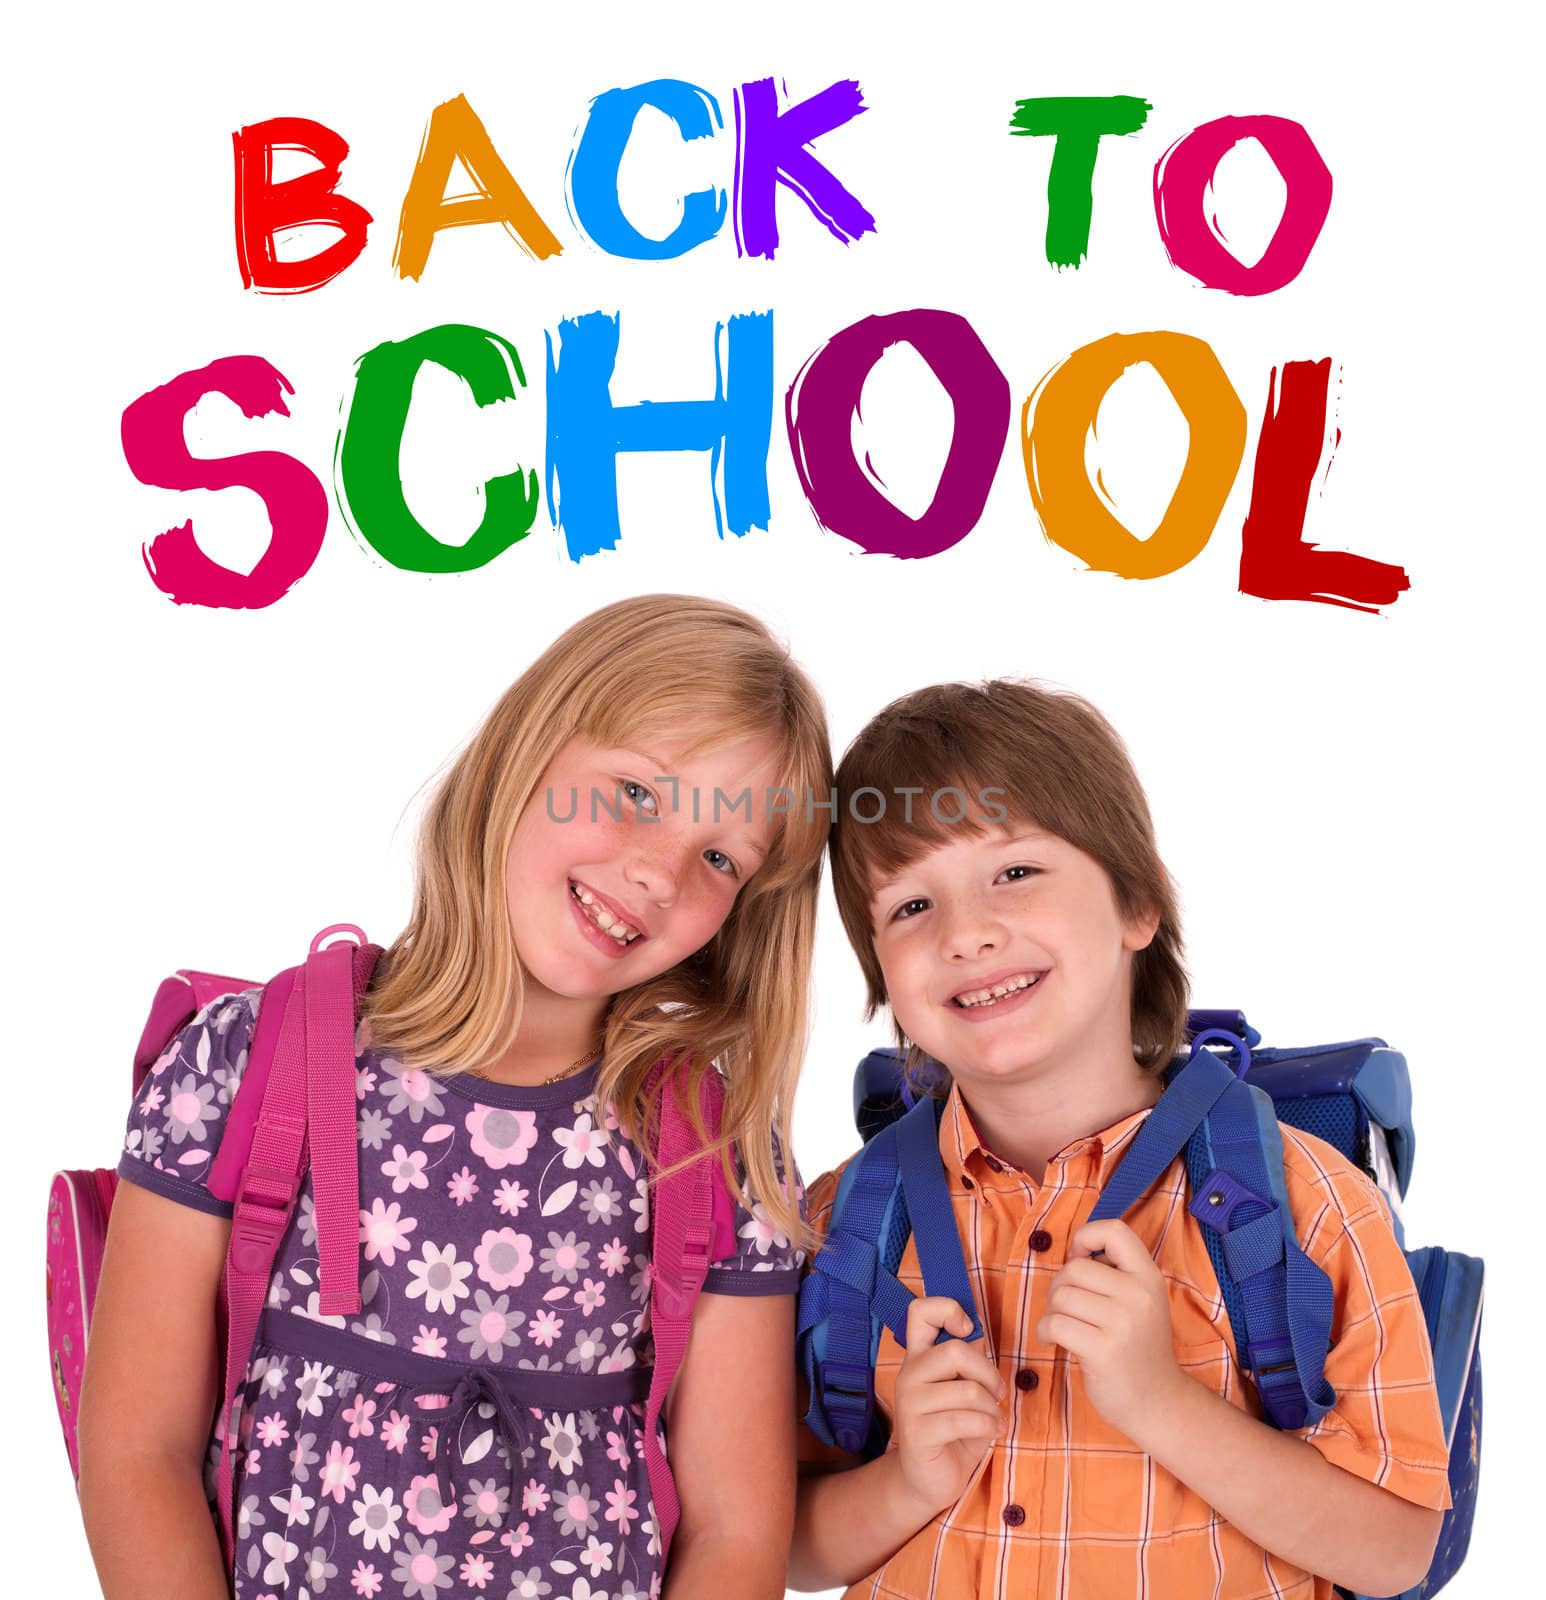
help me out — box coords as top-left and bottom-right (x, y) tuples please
(1035, 1219), (1185, 1443)
(889, 1296), (1005, 1519)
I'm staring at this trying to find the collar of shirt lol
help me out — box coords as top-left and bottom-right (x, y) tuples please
(938, 1080), (1155, 1197)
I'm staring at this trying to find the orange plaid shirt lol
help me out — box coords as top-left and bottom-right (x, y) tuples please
(798, 1085), (1451, 1600)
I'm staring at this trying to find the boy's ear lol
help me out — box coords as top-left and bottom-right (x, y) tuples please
(1122, 902), (1162, 953)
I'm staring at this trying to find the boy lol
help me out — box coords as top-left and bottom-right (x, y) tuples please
(789, 681), (1451, 1599)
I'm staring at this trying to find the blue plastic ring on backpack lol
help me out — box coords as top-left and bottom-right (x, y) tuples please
(1189, 1028), (1252, 1080)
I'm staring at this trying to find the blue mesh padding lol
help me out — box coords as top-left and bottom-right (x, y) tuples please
(880, 1189), (912, 1280)
(1271, 1094), (1365, 1168)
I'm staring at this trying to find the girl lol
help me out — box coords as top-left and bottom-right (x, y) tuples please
(79, 594), (832, 1600)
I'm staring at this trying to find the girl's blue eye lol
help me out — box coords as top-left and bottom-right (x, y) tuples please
(621, 780), (659, 814)
(704, 848), (738, 878)
(893, 898), (930, 921)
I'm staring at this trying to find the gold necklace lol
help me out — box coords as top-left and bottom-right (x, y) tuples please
(539, 1042), (602, 1086)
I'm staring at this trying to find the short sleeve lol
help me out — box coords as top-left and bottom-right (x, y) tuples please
(1283, 1129), (1452, 1511)
(117, 989), (260, 1218)
(702, 1122), (808, 1295)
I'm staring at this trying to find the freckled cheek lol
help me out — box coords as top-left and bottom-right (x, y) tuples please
(592, 810), (641, 845)
(878, 952), (931, 1035)
(676, 877), (741, 945)
(557, 810), (624, 857)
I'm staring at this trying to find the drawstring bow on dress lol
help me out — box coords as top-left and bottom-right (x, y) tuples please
(432, 1369), (534, 1511)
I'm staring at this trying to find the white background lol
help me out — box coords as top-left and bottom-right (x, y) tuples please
(4, 2), (1537, 1593)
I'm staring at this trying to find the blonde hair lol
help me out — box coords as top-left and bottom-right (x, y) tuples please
(365, 595), (831, 1244)
(829, 680), (1188, 1074)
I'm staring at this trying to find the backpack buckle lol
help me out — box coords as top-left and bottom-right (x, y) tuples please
(818, 1360), (874, 1452)
(654, 1220), (712, 1322)
(1245, 1334), (1296, 1379)
(230, 1164), (300, 1275)
(1246, 1337), (1310, 1430)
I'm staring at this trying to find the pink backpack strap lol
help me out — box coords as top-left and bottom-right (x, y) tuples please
(213, 928), (378, 1566)
(306, 938), (364, 1317)
(642, 1058), (736, 1564)
(214, 965), (305, 1564)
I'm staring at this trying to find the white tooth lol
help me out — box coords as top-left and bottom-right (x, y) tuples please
(594, 908), (614, 928)
(578, 888), (594, 905)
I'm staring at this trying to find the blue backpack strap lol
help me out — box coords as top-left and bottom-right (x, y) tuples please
(798, 1096), (981, 1455)
(894, 1097), (983, 1344)
(1185, 1078), (1338, 1431)
(1094, 1032), (1338, 1432)
(1088, 1044), (1238, 1225)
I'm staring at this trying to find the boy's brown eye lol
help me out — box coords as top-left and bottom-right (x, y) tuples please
(894, 898), (930, 921)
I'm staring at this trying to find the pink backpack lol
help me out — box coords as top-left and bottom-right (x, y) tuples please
(47, 962), (252, 1478)
(47, 924), (734, 1569)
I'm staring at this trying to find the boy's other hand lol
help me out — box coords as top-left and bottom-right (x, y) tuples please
(1036, 1219), (1186, 1444)
(890, 1295), (1006, 1519)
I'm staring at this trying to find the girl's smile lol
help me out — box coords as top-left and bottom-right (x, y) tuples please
(567, 876), (648, 955)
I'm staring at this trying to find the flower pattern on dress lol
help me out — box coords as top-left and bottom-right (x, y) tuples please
(117, 991), (805, 1597)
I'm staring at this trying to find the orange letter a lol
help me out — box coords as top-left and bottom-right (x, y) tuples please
(394, 94), (562, 279)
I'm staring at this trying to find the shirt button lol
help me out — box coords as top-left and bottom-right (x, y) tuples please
(983, 1154), (1004, 1173)
(1015, 1368), (1038, 1392)
(961, 1175), (975, 1190)
(1003, 1503), (1026, 1527)
(1028, 1229), (1053, 1252)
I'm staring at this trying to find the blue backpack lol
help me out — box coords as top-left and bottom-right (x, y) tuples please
(797, 1013), (1482, 1600)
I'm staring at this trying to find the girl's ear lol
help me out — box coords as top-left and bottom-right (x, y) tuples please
(1122, 902), (1162, 953)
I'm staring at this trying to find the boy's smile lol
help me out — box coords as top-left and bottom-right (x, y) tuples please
(949, 968), (1045, 1016)
(869, 823), (1158, 1096)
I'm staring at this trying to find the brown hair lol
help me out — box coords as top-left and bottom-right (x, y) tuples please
(364, 595), (832, 1244)
(829, 680), (1187, 1073)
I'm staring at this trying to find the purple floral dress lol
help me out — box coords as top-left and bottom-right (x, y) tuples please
(119, 991), (804, 1600)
